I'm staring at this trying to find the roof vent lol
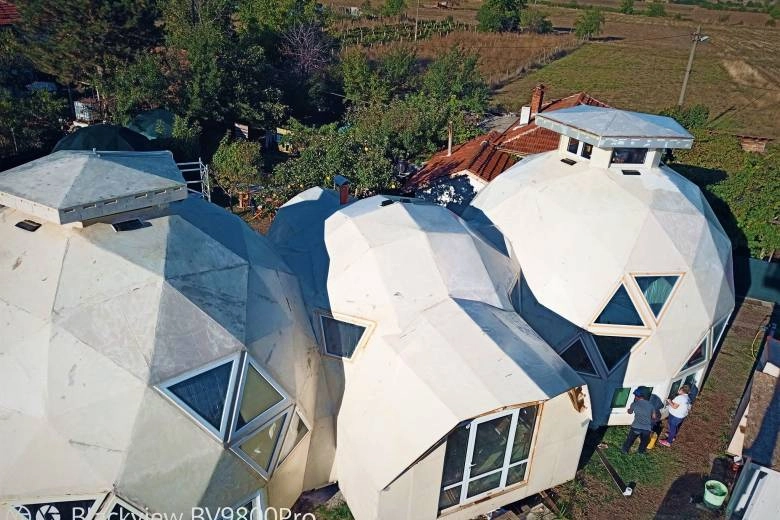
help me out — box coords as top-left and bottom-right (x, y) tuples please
(112, 219), (150, 232)
(561, 158), (577, 166)
(621, 169), (641, 176)
(380, 199), (395, 207)
(15, 219), (42, 232)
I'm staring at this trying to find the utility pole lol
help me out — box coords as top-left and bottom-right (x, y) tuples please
(678, 26), (709, 107)
(414, 0), (420, 41)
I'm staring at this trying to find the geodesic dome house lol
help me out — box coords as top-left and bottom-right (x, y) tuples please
(270, 189), (591, 520)
(465, 106), (735, 426)
(0, 151), (319, 518)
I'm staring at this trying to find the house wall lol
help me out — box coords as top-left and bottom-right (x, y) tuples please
(367, 392), (590, 520)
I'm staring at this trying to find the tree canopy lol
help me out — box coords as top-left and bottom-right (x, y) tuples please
(477, 0), (525, 32)
(575, 8), (605, 40)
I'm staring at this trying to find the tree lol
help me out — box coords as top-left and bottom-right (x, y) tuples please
(660, 105), (710, 130)
(382, 0), (407, 17)
(575, 8), (605, 40)
(477, 0), (524, 32)
(520, 9), (553, 34)
(211, 134), (263, 211)
(646, 2), (666, 17)
(281, 23), (333, 76)
(619, 0), (634, 15)
(153, 115), (202, 162)
(0, 90), (67, 157)
(104, 54), (169, 124)
(421, 49), (489, 112)
(10, 1), (162, 86)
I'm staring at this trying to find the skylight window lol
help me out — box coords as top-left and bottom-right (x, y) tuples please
(320, 314), (368, 359)
(159, 356), (239, 439)
(592, 335), (641, 372)
(230, 358), (288, 438)
(595, 284), (644, 326)
(561, 338), (598, 376)
(112, 219), (149, 232)
(15, 219), (41, 232)
(635, 275), (679, 318)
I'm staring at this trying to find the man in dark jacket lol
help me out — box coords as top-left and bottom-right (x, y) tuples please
(621, 387), (659, 454)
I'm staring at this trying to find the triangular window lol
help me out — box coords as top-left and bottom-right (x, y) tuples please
(278, 410), (310, 465)
(635, 275), (679, 318)
(592, 335), (641, 372)
(232, 360), (286, 436)
(595, 284), (644, 326)
(160, 356), (239, 438)
(15, 500), (98, 520)
(235, 411), (290, 477)
(683, 338), (707, 370)
(561, 339), (598, 376)
(320, 315), (368, 358)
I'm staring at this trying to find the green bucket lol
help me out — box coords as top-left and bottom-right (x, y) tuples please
(703, 479), (728, 507)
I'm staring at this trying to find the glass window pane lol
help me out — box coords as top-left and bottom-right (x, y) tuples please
(236, 364), (284, 430)
(596, 285), (643, 326)
(321, 316), (367, 358)
(567, 138), (579, 154)
(611, 148), (647, 164)
(635, 276), (678, 317)
(668, 379), (682, 400)
(593, 335), (640, 372)
(611, 387), (631, 408)
(17, 501), (96, 520)
(239, 415), (286, 472)
(278, 412), (309, 463)
(168, 361), (233, 429)
(581, 143), (593, 159)
(713, 317), (729, 350)
(438, 487), (460, 510)
(683, 338), (706, 370)
(506, 462), (528, 485)
(467, 471), (502, 498)
(561, 339), (597, 376)
(441, 423), (470, 487)
(471, 415), (512, 478)
(511, 406), (537, 464)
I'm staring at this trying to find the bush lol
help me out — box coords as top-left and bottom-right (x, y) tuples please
(520, 9), (553, 34)
(646, 2), (666, 17)
(477, 0), (523, 32)
(211, 133), (262, 209)
(575, 8), (605, 40)
(659, 104), (710, 130)
(619, 0), (635, 15)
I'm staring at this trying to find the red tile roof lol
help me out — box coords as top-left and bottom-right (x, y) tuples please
(406, 92), (609, 188)
(0, 1), (19, 25)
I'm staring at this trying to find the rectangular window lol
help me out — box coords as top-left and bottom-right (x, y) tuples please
(611, 387), (631, 408)
(567, 138), (580, 154)
(438, 405), (538, 512)
(581, 143), (593, 159)
(611, 148), (648, 165)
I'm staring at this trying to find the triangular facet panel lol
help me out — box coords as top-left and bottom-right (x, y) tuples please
(320, 315), (367, 358)
(561, 339), (598, 376)
(595, 284), (644, 326)
(161, 357), (238, 437)
(683, 338), (707, 370)
(635, 275), (679, 318)
(592, 335), (641, 372)
(236, 411), (290, 477)
(234, 362), (285, 432)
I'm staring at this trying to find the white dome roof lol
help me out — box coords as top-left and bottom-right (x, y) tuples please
(466, 151), (734, 381)
(0, 196), (315, 512)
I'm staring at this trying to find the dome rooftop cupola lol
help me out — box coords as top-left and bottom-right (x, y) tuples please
(0, 150), (186, 225)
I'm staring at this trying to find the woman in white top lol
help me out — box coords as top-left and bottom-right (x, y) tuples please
(659, 384), (692, 447)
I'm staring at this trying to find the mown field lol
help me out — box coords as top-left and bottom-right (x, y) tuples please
(327, 2), (780, 137)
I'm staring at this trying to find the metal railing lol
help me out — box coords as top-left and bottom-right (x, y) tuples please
(177, 159), (211, 202)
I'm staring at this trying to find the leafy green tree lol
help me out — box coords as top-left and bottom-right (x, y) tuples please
(660, 104), (710, 130)
(153, 115), (202, 161)
(104, 54), (169, 124)
(10, 1), (162, 85)
(619, 0), (634, 14)
(421, 49), (489, 112)
(211, 134), (263, 210)
(520, 9), (553, 34)
(646, 2), (666, 17)
(382, 0), (407, 16)
(477, 0), (524, 32)
(575, 8), (605, 40)
(341, 51), (391, 105)
(0, 90), (67, 157)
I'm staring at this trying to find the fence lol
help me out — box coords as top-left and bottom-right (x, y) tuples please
(177, 159), (211, 202)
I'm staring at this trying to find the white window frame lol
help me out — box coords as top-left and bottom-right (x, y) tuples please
(589, 280), (648, 332)
(667, 368), (704, 400)
(629, 272), (684, 324)
(99, 495), (149, 520)
(156, 353), (242, 442)
(228, 353), (292, 444)
(710, 312), (732, 355)
(589, 333), (645, 376)
(609, 147), (649, 167)
(7, 493), (107, 520)
(609, 384), (661, 414)
(440, 405), (540, 512)
(316, 310), (374, 360)
(560, 335), (601, 378)
(231, 406), (294, 480)
(565, 137), (592, 160)
(276, 408), (313, 468)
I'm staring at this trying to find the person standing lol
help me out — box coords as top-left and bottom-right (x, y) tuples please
(659, 384), (692, 447)
(622, 388), (660, 454)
